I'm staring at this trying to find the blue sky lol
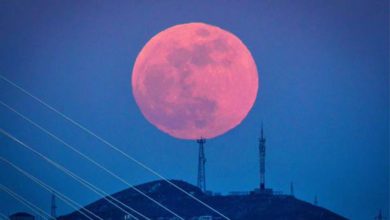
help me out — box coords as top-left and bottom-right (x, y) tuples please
(0, 1), (388, 219)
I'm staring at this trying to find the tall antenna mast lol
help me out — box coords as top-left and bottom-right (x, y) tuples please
(51, 192), (57, 220)
(259, 123), (266, 191)
(197, 137), (207, 192)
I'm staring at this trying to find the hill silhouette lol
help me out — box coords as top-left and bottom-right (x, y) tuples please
(58, 180), (347, 220)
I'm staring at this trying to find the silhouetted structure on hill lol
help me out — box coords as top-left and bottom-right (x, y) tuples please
(51, 192), (57, 220)
(259, 124), (266, 191)
(197, 138), (207, 192)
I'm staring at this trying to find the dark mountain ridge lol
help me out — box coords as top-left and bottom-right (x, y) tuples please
(59, 180), (347, 220)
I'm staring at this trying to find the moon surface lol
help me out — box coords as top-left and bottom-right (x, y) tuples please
(132, 23), (258, 140)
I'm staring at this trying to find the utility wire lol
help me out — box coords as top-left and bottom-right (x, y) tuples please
(0, 100), (183, 220)
(0, 213), (9, 220)
(0, 129), (143, 220)
(0, 156), (100, 220)
(0, 74), (231, 220)
(0, 184), (52, 219)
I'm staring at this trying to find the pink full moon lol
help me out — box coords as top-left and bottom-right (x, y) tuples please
(132, 23), (259, 140)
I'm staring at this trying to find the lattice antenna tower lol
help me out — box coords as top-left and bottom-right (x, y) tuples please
(197, 137), (207, 192)
(259, 123), (266, 191)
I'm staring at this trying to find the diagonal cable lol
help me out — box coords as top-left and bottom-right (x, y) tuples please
(0, 156), (100, 220)
(0, 129), (144, 220)
(0, 74), (231, 220)
(0, 213), (9, 220)
(0, 100), (184, 220)
(0, 184), (52, 219)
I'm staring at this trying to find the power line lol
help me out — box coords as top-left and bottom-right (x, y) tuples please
(0, 74), (231, 220)
(0, 129), (144, 220)
(0, 100), (183, 220)
(0, 184), (52, 219)
(0, 213), (9, 220)
(0, 129), (142, 219)
(0, 157), (100, 220)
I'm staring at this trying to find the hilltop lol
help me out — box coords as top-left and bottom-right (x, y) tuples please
(58, 180), (347, 220)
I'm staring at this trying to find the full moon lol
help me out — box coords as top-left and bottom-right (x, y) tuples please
(132, 23), (258, 140)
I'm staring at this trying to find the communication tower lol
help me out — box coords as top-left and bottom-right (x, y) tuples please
(51, 192), (57, 220)
(197, 138), (207, 192)
(259, 124), (266, 191)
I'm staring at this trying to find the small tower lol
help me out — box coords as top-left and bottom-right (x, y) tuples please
(375, 210), (384, 220)
(259, 124), (266, 191)
(197, 138), (206, 192)
(314, 195), (318, 205)
(290, 182), (294, 197)
(51, 192), (57, 220)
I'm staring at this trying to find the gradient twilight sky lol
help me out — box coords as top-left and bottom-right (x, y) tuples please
(0, 1), (388, 220)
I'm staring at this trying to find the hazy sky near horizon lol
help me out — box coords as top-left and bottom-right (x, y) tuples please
(0, 1), (388, 220)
